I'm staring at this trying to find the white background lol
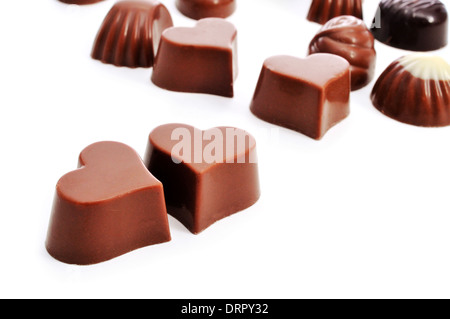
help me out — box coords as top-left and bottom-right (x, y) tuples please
(1, 0), (450, 299)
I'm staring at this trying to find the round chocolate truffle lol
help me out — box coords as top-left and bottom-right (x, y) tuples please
(307, 0), (363, 25)
(176, 0), (236, 20)
(309, 15), (376, 91)
(91, 1), (173, 68)
(371, 0), (448, 51)
(371, 54), (450, 127)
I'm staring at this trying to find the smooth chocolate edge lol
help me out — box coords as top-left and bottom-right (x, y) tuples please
(371, 26), (449, 52)
(308, 43), (376, 91)
(175, 0), (236, 20)
(144, 142), (198, 233)
(46, 185), (171, 265)
(249, 65), (317, 138)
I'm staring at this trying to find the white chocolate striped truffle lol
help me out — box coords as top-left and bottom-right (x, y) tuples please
(371, 54), (450, 127)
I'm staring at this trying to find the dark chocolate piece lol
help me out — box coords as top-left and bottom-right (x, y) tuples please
(91, 0), (173, 68)
(144, 124), (260, 234)
(58, 0), (104, 4)
(46, 141), (171, 265)
(309, 15), (376, 91)
(371, 0), (448, 51)
(371, 54), (450, 127)
(250, 54), (350, 140)
(151, 18), (237, 97)
(307, 0), (363, 25)
(176, 0), (236, 20)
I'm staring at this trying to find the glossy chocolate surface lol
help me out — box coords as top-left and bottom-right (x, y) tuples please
(176, 0), (236, 20)
(151, 18), (238, 97)
(309, 15), (376, 91)
(58, 0), (104, 4)
(91, 0), (173, 68)
(250, 54), (350, 140)
(371, 0), (448, 51)
(371, 54), (450, 127)
(144, 124), (260, 234)
(46, 141), (171, 265)
(307, 0), (363, 25)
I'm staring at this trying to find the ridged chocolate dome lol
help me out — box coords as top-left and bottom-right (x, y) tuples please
(307, 0), (363, 25)
(371, 54), (450, 127)
(309, 15), (376, 91)
(371, 0), (448, 51)
(91, 1), (173, 68)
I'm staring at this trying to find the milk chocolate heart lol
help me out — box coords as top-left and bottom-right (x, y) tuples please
(250, 54), (350, 140)
(176, 0), (236, 20)
(144, 124), (260, 234)
(151, 18), (238, 97)
(91, 0), (173, 68)
(46, 141), (171, 265)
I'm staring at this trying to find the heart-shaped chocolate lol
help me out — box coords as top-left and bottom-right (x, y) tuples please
(46, 141), (171, 265)
(151, 18), (238, 97)
(144, 124), (260, 234)
(176, 0), (237, 20)
(250, 54), (350, 140)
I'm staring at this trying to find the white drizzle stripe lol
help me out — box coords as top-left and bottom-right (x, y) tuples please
(399, 54), (450, 81)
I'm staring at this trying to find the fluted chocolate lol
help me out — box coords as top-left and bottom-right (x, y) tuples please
(91, 0), (173, 68)
(307, 0), (363, 25)
(59, 0), (104, 4)
(144, 124), (260, 234)
(250, 54), (350, 140)
(371, 0), (448, 51)
(46, 141), (171, 265)
(309, 16), (376, 91)
(371, 54), (450, 127)
(176, 0), (236, 20)
(151, 18), (238, 97)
